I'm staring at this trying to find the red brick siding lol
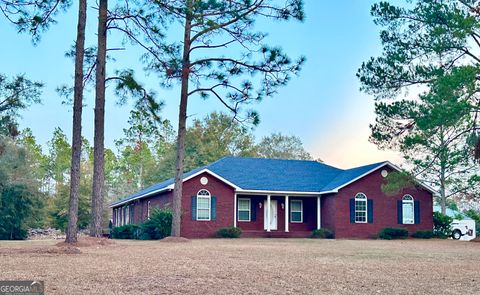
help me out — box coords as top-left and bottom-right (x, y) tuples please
(180, 172), (236, 238)
(112, 191), (173, 225)
(320, 194), (336, 232)
(136, 191), (173, 222)
(334, 167), (434, 239)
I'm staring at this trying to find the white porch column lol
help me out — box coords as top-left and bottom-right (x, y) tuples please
(285, 195), (289, 232)
(317, 196), (321, 230)
(267, 195), (271, 232)
(234, 193), (237, 228)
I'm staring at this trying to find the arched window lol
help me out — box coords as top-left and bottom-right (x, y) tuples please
(355, 193), (367, 223)
(402, 195), (414, 224)
(197, 189), (211, 221)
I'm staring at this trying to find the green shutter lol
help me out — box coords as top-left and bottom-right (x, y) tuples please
(211, 196), (217, 221)
(251, 199), (256, 221)
(367, 199), (373, 223)
(191, 196), (197, 220)
(349, 199), (355, 223)
(414, 200), (420, 224)
(397, 200), (403, 224)
(302, 201), (307, 223)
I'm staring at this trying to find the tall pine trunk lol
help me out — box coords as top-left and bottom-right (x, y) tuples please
(439, 127), (447, 215)
(66, 0), (87, 244)
(91, 0), (108, 237)
(171, 1), (193, 237)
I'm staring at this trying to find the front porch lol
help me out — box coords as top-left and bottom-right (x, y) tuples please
(234, 194), (322, 237)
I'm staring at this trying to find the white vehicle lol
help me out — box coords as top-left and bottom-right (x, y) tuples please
(451, 220), (475, 240)
(434, 206), (476, 241)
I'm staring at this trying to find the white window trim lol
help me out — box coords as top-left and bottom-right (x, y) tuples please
(196, 189), (211, 221)
(290, 200), (303, 223)
(355, 193), (368, 224)
(237, 198), (251, 222)
(402, 195), (415, 224)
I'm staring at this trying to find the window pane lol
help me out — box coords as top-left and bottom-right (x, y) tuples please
(197, 197), (210, 209)
(238, 199), (250, 210)
(355, 198), (367, 222)
(238, 210), (250, 221)
(197, 208), (210, 220)
(355, 200), (366, 211)
(291, 201), (302, 211)
(198, 189), (210, 196)
(403, 202), (414, 223)
(355, 211), (366, 222)
(291, 212), (302, 222)
(355, 193), (366, 199)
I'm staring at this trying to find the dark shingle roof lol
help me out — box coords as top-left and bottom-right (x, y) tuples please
(321, 161), (387, 191)
(206, 157), (344, 192)
(111, 157), (388, 207)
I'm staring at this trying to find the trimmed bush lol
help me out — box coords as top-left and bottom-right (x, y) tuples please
(140, 208), (172, 240)
(412, 230), (433, 239)
(216, 227), (242, 238)
(379, 227), (408, 240)
(311, 228), (334, 239)
(433, 212), (453, 238)
(111, 224), (141, 239)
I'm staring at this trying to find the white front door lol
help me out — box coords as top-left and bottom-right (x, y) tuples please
(264, 200), (278, 230)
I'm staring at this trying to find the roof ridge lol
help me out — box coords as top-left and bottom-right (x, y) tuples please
(345, 160), (389, 171)
(220, 156), (344, 170)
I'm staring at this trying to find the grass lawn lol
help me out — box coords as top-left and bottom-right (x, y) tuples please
(0, 238), (479, 294)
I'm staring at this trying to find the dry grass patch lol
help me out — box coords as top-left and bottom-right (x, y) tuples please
(55, 236), (115, 248)
(0, 245), (81, 255)
(0, 238), (479, 294)
(160, 237), (190, 243)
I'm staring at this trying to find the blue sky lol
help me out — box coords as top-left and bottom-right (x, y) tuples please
(1, 1), (400, 168)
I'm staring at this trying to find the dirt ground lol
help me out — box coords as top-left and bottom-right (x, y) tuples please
(0, 238), (479, 294)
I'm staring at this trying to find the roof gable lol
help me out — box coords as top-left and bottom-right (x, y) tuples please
(321, 161), (387, 192)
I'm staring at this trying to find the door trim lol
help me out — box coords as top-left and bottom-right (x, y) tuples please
(264, 200), (278, 230)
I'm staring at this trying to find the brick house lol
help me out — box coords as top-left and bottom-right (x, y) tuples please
(110, 157), (435, 238)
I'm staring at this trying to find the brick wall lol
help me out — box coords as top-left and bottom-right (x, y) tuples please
(333, 167), (434, 239)
(320, 194), (336, 232)
(180, 172), (236, 238)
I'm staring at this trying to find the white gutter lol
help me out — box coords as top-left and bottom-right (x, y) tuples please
(235, 189), (335, 196)
(110, 187), (173, 208)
